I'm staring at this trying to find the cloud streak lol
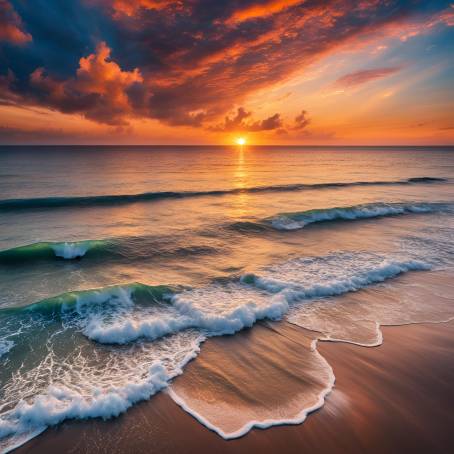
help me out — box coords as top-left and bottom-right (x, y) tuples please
(333, 66), (402, 89)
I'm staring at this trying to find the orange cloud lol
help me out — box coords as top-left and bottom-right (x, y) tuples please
(108, 0), (180, 16)
(29, 42), (143, 125)
(0, 0), (31, 44)
(225, 0), (303, 25)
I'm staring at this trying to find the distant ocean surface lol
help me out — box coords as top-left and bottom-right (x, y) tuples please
(1, 145), (454, 452)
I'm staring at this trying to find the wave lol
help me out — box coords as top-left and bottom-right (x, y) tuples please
(0, 176), (447, 211)
(242, 258), (430, 297)
(269, 202), (445, 230)
(0, 251), (433, 451)
(0, 238), (221, 267)
(406, 177), (446, 183)
(0, 283), (174, 318)
(69, 254), (431, 346)
(1, 252), (430, 344)
(0, 361), (184, 453)
(0, 240), (107, 264)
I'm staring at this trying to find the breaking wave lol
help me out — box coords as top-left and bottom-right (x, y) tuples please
(269, 202), (446, 230)
(0, 340), (14, 359)
(0, 177), (446, 211)
(0, 240), (107, 264)
(0, 250), (437, 451)
(9, 252), (427, 346)
(0, 238), (221, 267)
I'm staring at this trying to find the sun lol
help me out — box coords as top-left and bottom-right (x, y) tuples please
(235, 137), (246, 146)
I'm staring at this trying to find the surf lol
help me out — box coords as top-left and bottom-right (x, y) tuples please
(269, 202), (447, 230)
(0, 250), (441, 452)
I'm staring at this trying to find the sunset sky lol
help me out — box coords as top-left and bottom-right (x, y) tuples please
(0, 0), (453, 145)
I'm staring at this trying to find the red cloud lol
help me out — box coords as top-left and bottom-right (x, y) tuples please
(0, 0), (31, 44)
(333, 66), (402, 88)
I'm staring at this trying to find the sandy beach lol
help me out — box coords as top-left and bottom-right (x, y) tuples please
(14, 319), (454, 454)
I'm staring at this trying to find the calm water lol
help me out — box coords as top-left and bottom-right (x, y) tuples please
(0, 146), (453, 450)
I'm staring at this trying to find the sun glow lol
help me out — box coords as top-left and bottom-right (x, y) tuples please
(236, 137), (246, 146)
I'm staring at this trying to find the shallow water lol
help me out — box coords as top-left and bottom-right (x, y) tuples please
(0, 145), (453, 451)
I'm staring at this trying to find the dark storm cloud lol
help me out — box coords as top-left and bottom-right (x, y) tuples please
(0, 0), (452, 127)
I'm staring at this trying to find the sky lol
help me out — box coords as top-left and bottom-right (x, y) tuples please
(0, 0), (453, 145)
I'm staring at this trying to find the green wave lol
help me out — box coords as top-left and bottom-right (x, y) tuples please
(0, 283), (175, 317)
(0, 240), (109, 264)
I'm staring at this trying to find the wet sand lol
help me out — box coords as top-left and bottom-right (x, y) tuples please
(15, 320), (454, 454)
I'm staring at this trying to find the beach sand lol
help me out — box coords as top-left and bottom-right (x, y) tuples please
(15, 320), (454, 453)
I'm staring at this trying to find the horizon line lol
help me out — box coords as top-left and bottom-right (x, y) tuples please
(1, 144), (454, 148)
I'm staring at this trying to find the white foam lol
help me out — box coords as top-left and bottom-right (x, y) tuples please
(0, 340), (14, 359)
(83, 284), (288, 345)
(51, 242), (91, 259)
(0, 363), (168, 446)
(0, 332), (204, 453)
(0, 251), (436, 451)
(246, 258), (431, 298)
(81, 255), (430, 346)
(271, 203), (436, 230)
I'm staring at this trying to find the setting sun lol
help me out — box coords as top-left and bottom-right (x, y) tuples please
(236, 137), (246, 146)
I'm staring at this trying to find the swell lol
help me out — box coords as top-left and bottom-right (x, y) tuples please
(269, 202), (447, 230)
(0, 176), (447, 211)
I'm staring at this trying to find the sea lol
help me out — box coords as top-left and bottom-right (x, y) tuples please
(0, 145), (453, 452)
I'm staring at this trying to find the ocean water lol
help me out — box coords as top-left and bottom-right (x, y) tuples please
(0, 145), (453, 451)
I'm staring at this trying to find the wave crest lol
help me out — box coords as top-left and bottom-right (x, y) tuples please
(71, 253), (431, 346)
(269, 202), (443, 230)
(0, 240), (106, 264)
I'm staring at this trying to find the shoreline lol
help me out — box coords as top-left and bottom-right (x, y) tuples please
(13, 319), (454, 453)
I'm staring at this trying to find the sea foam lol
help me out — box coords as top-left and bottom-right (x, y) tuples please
(0, 340), (14, 359)
(0, 363), (169, 450)
(0, 251), (435, 451)
(79, 253), (431, 346)
(51, 242), (91, 259)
